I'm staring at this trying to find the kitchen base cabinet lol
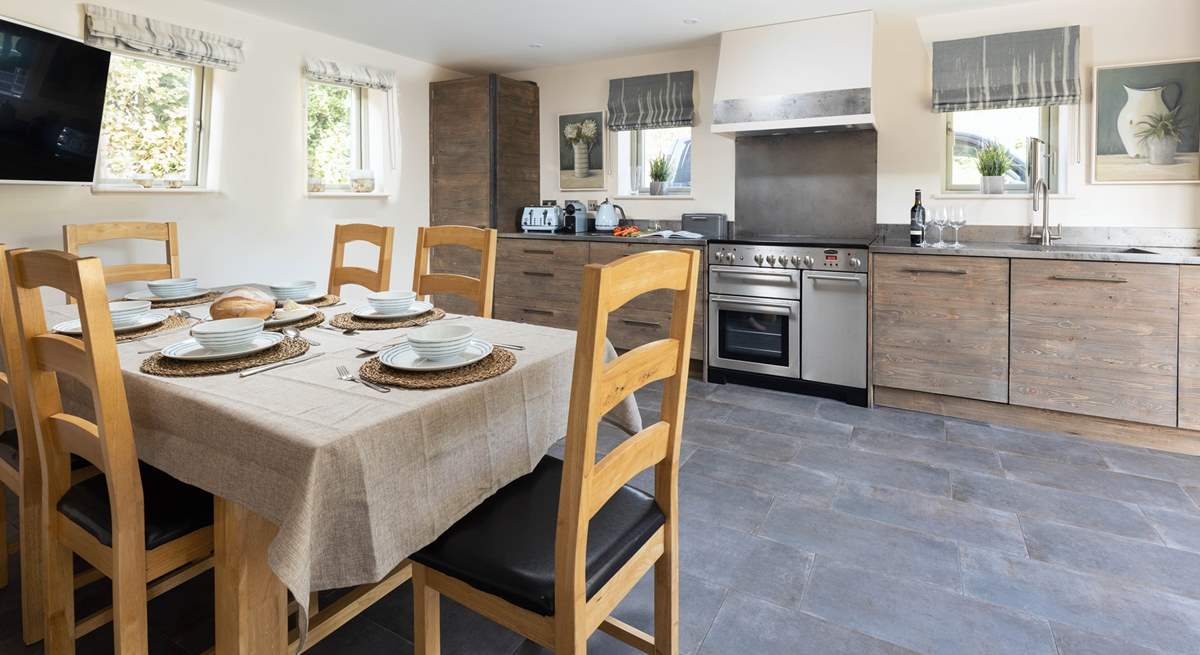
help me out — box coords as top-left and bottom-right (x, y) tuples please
(1009, 260), (1178, 427)
(1177, 266), (1200, 429)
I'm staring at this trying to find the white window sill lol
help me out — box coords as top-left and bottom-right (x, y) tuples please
(934, 192), (1075, 200)
(306, 191), (390, 198)
(91, 185), (218, 195)
(613, 195), (695, 201)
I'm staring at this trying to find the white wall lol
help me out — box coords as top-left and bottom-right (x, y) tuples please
(511, 42), (736, 223)
(0, 0), (461, 300)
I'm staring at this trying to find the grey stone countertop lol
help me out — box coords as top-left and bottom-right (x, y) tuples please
(870, 239), (1200, 265)
(499, 231), (708, 246)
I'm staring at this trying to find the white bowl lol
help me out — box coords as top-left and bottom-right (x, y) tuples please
(270, 280), (316, 292)
(408, 324), (474, 360)
(191, 318), (264, 352)
(367, 290), (416, 313)
(109, 300), (152, 326)
(147, 277), (198, 299)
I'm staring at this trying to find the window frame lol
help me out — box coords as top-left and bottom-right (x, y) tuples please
(94, 53), (210, 188)
(943, 106), (1059, 193)
(303, 79), (368, 190)
(622, 127), (693, 197)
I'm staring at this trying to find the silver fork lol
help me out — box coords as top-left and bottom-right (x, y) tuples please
(336, 364), (390, 393)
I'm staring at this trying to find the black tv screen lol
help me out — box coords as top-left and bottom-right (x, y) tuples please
(0, 18), (111, 183)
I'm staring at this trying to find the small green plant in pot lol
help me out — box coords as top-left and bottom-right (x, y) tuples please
(648, 154), (671, 196)
(976, 142), (1012, 194)
(1137, 109), (1187, 165)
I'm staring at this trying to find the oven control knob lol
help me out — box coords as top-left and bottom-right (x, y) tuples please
(723, 252), (735, 264)
(849, 256), (862, 268)
(788, 255), (800, 267)
(765, 255), (777, 266)
(802, 255), (815, 267)
(753, 254), (764, 265)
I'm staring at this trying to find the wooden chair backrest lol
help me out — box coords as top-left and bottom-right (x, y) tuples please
(6, 249), (145, 552)
(63, 221), (180, 296)
(411, 225), (497, 318)
(553, 249), (700, 619)
(0, 245), (41, 489)
(327, 223), (396, 297)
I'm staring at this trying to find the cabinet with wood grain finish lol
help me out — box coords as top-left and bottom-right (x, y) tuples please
(1175, 266), (1200, 429)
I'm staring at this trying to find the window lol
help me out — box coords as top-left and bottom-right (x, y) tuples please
(945, 106), (1059, 192)
(96, 54), (206, 186)
(616, 127), (692, 196)
(305, 81), (366, 188)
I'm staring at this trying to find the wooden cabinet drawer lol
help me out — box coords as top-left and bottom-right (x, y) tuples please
(493, 298), (578, 331)
(588, 242), (706, 314)
(1010, 259), (1178, 426)
(872, 254), (1010, 402)
(606, 307), (705, 360)
(1180, 266), (1200, 429)
(495, 239), (587, 303)
(497, 239), (589, 265)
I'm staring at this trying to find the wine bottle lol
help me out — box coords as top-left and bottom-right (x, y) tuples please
(909, 189), (925, 247)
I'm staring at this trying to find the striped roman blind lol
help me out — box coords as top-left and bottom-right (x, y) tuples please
(932, 26), (1080, 112)
(303, 59), (395, 90)
(83, 4), (244, 71)
(607, 70), (696, 131)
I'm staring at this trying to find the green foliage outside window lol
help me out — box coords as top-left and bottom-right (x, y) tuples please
(99, 55), (193, 179)
(306, 82), (354, 185)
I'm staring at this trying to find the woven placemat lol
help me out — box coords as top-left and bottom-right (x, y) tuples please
(299, 295), (340, 308)
(265, 312), (326, 333)
(116, 314), (191, 343)
(358, 347), (515, 389)
(150, 291), (221, 308)
(328, 308), (446, 331)
(140, 337), (310, 377)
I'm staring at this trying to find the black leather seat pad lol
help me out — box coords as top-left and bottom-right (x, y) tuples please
(0, 428), (97, 473)
(412, 456), (665, 616)
(58, 463), (212, 550)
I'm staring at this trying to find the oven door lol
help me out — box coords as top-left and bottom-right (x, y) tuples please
(708, 294), (800, 378)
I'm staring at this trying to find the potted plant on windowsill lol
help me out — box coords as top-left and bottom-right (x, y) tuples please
(976, 142), (1012, 194)
(1137, 109), (1187, 165)
(649, 154), (671, 196)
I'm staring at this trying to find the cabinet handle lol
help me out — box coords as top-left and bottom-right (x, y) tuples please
(523, 249), (555, 255)
(901, 267), (967, 275)
(1051, 274), (1128, 283)
(621, 319), (663, 329)
(523, 308), (555, 316)
(522, 271), (554, 278)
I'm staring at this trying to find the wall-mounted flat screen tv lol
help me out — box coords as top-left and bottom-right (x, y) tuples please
(0, 17), (111, 184)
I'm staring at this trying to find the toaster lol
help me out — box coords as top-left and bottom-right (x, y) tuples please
(521, 206), (563, 232)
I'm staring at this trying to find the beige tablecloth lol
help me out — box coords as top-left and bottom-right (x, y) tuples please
(44, 301), (642, 629)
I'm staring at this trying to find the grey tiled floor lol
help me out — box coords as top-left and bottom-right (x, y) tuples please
(3, 381), (1200, 654)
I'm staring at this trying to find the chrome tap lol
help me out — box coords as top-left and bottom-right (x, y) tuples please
(1028, 137), (1061, 246)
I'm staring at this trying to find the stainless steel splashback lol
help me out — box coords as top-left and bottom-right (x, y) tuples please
(734, 130), (877, 240)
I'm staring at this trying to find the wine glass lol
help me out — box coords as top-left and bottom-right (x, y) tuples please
(949, 207), (967, 249)
(931, 207), (948, 248)
(917, 210), (931, 247)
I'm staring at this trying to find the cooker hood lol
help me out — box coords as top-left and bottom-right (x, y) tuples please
(712, 11), (876, 136)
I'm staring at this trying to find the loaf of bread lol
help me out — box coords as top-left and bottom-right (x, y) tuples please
(209, 287), (276, 320)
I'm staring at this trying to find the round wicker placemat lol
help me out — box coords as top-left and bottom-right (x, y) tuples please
(328, 308), (445, 331)
(140, 337), (310, 377)
(116, 314), (191, 343)
(300, 295), (341, 308)
(149, 291), (221, 308)
(265, 312), (325, 333)
(358, 347), (515, 389)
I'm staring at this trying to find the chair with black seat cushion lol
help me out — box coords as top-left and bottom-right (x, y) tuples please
(411, 248), (701, 654)
(6, 247), (215, 655)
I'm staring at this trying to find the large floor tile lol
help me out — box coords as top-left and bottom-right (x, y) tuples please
(705, 383), (822, 417)
(951, 471), (1160, 541)
(699, 592), (919, 655)
(1050, 623), (1161, 655)
(791, 443), (952, 497)
(851, 427), (1003, 474)
(304, 615), (414, 655)
(721, 405), (852, 447)
(682, 419), (802, 462)
(363, 580), (525, 655)
(682, 446), (838, 507)
(1000, 452), (1198, 512)
(962, 547), (1200, 654)
(944, 419), (1108, 468)
(802, 558), (1056, 655)
(1185, 486), (1200, 508)
(679, 518), (812, 610)
(1022, 519), (1200, 600)
(759, 501), (961, 589)
(834, 482), (1027, 555)
(1142, 505), (1200, 553)
(816, 402), (945, 439)
(1098, 446), (1200, 487)
(678, 472), (773, 533)
(588, 571), (727, 655)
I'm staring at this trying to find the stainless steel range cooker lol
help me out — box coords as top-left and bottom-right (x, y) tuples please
(706, 238), (869, 406)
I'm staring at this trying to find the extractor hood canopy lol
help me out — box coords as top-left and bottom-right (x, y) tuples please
(712, 11), (876, 136)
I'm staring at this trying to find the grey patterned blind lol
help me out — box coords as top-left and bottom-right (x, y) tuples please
(303, 59), (395, 90)
(607, 70), (695, 131)
(932, 26), (1079, 112)
(84, 4), (244, 71)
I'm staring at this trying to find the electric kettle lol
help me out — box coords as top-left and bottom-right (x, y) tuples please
(595, 198), (627, 231)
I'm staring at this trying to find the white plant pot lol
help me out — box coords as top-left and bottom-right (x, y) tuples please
(573, 142), (589, 178)
(649, 181), (666, 196)
(1146, 136), (1179, 165)
(1117, 85), (1169, 158)
(979, 176), (1006, 194)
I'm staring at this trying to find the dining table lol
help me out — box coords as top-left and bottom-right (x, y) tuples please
(42, 291), (643, 654)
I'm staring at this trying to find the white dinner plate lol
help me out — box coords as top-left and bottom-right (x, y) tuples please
(125, 289), (210, 302)
(160, 332), (285, 361)
(53, 310), (170, 336)
(274, 292), (327, 306)
(351, 301), (434, 320)
(379, 339), (493, 372)
(264, 306), (318, 327)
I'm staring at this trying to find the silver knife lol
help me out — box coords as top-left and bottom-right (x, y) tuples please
(239, 352), (325, 378)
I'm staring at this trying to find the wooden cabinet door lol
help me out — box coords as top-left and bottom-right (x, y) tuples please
(430, 77), (491, 228)
(1177, 266), (1200, 429)
(494, 78), (539, 233)
(1010, 260), (1178, 426)
(872, 254), (1010, 402)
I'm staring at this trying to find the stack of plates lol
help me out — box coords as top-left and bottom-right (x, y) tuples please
(191, 318), (265, 352)
(147, 278), (199, 299)
(379, 340), (493, 371)
(110, 300), (152, 328)
(269, 281), (319, 301)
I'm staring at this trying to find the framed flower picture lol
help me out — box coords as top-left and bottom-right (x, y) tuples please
(558, 111), (605, 191)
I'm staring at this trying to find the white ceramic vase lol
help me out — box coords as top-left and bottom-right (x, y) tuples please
(573, 142), (589, 178)
(979, 176), (1006, 194)
(1117, 85), (1169, 158)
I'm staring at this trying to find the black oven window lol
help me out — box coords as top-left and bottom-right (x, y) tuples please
(717, 307), (790, 367)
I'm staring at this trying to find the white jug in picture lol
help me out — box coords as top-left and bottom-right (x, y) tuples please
(1117, 85), (1169, 158)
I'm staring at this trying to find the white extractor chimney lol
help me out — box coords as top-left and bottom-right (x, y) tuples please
(712, 11), (876, 135)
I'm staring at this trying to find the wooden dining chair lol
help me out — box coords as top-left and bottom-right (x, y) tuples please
(328, 223), (396, 296)
(412, 225), (497, 318)
(410, 248), (701, 654)
(62, 221), (180, 303)
(6, 248), (215, 654)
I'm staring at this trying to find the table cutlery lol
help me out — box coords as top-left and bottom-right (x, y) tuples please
(336, 364), (390, 393)
(239, 352), (325, 377)
(315, 324), (359, 336)
(282, 326), (319, 346)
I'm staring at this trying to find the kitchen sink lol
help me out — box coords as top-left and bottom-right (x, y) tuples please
(1004, 244), (1159, 255)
